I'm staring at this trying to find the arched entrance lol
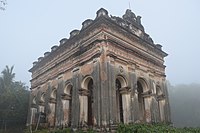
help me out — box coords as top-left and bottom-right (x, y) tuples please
(48, 88), (57, 127)
(80, 76), (94, 126)
(116, 79), (123, 123)
(87, 79), (93, 126)
(137, 79), (147, 122)
(116, 76), (127, 123)
(62, 84), (73, 126)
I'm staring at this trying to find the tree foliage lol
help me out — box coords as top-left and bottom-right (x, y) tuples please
(0, 65), (29, 132)
(0, 0), (7, 10)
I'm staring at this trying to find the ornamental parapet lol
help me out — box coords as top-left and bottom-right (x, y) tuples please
(30, 8), (167, 72)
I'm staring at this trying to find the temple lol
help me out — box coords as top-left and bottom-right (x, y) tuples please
(27, 8), (171, 130)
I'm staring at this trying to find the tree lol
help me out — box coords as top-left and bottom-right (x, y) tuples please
(0, 0), (7, 10)
(0, 65), (15, 91)
(0, 65), (29, 132)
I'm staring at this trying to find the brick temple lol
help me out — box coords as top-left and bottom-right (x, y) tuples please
(27, 8), (171, 130)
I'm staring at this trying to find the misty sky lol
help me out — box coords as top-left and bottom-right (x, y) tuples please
(0, 0), (200, 86)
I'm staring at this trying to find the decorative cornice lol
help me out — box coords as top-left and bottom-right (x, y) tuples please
(142, 89), (152, 98)
(29, 8), (168, 73)
(119, 87), (131, 94)
(79, 88), (90, 96)
(61, 94), (71, 100)
(49, 97), (56, 103)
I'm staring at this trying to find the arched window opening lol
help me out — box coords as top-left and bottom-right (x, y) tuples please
(116, 78), (124, 123)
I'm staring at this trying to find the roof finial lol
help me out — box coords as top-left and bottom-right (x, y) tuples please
(129, 1), (131, 10)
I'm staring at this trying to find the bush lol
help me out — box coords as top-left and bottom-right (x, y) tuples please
(116, 123), (200, 133)
(24, 124), (200, 133)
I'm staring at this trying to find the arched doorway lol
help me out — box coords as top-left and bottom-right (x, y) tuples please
(87, 79), (93, 126)
(63, 84), (73, 126)
(116, 79), (124, 123)
(81, 76), (94, 126)
(48, 88), (57, 127)
(116, 76), (127, 123)
(137, 79), (146, 122)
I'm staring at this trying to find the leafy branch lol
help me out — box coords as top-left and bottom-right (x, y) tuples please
(0, 0), (7, 10)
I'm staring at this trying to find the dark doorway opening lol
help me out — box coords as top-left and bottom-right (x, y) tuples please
(68, 87), (72, 126)
(116, 79), (124, 123)
(88, 79), (93, 126)
(137, 81), (145, 121)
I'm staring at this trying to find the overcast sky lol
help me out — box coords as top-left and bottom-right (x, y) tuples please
(0, 0), (200, 86)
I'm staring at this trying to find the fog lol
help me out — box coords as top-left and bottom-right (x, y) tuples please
(168, 83), (200, 127)
(0, 0), (200, 86)
(0, 0), (200, 128)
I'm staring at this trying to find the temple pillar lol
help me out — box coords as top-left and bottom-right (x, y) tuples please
(71, 68), (80, 128)
(163, 81), (171, 123)
(55, 79), (64, 127)
(129, 71), (138, 122)
(99, 43), (110, 127)
(120, 87), (131, 124)
(106, 59), (118, 126)
(92, 59), (101, 127)
(79, 90), (89, 126)
(143, 94), (152, 123)
(149, 79), (160, 123)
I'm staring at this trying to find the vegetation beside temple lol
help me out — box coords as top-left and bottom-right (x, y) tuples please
(24, 123), (200, 133)
(0, 66), (29, 133)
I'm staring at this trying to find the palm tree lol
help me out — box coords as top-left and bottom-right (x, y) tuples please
(0, 65), (29, 132)
(0, 65), (15, 92)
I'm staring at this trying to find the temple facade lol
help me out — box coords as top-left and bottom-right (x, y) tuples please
(27, 8), (171, 130)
